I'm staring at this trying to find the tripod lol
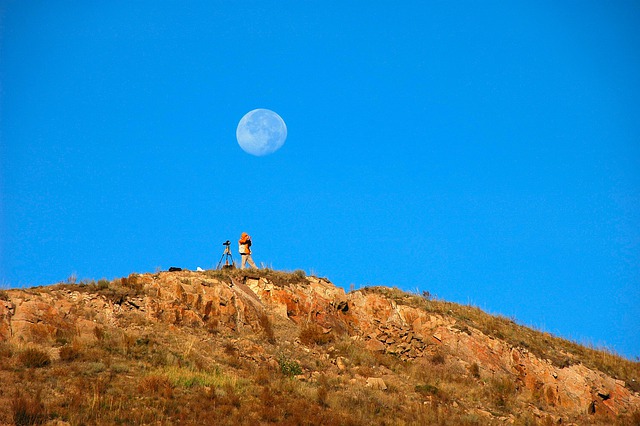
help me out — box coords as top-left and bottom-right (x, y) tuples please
(216, 241), (236, 270)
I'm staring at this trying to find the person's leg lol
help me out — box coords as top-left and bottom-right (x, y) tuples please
(241, 254), (247, 269)
(247, 255), (257, 269)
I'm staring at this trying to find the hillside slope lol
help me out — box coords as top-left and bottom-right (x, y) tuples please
(0, 269), (638, 425)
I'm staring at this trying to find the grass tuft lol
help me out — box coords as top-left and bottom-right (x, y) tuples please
(59, 345), (81, 362)
(12, 392), (47, 426)
(18, 348), (51, 368)
(159, 365), (239, 389)
(299, 322), (333, 346)
(258, 313), (276, 344)
(138, 375), (173, 398)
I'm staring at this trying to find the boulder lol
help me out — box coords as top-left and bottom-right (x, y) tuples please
(366, 377), (387, 390)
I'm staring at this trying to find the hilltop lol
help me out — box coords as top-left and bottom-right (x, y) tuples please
(0, 269), (638, 425)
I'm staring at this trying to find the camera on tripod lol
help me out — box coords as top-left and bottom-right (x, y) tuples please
(217, 240), (235, 269)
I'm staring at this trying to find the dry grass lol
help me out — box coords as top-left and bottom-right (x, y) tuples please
(469, 362), (481, 379)
(59, 344), (81, 362)
(0, 342), (13, 359)
(489, 375), (517, 410)
(0, 325), (635, 426)
(204, 267), (309, 288)
(299, 321), (333, 346)
(12, 392), (47, 426)
(18, 348), (51, 368)
(160, 365), (240, 389)
(258, 312), (276, 344)
(138, 375), (174, 398)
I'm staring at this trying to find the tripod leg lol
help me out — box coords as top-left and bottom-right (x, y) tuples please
(217, 252), (227, 269)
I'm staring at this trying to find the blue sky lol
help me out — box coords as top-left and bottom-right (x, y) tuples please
(1, 1), (639, 358)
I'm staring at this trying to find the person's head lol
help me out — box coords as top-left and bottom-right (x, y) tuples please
(241, 232), (249, 239)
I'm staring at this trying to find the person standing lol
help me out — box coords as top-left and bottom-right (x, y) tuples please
(238, 232), (258, 269)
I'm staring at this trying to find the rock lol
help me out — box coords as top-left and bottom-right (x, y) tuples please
(366, 377), (387, 390)
(365, 339), (386, 353)
(336, 357), (348, 371)
(0, 299), (14, 341)
(476, 409), (493, 418)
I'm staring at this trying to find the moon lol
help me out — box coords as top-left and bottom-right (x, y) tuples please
(236, 109), (287, 156)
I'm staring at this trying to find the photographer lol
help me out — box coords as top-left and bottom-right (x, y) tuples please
(238, 232), (257, 269)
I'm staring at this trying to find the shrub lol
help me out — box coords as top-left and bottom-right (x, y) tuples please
(278, 354), (302, 377)
(415, 384), (440, 396)
(469, 362), (481, 379)
(0, 290), (9, 301)
(415, 383), (450, 405)
(93, 326), (105, 341)
(316, 386), (329, 408)
(0, 342), (13, 358)
(85, 362), (106, 375)
(489, 376), (516, 409)
(19, 348), (51, 368)
(421, 290), (433, 301)
(430, 352), (445, 365)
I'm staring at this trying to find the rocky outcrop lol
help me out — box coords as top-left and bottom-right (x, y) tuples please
(345, 289), (640, 417)
(243, 275), (349, 331)
(0, 271), (638, 421)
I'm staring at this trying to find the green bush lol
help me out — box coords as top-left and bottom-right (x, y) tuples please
(415, 384), (439, 396)
(278, 354), (302, 377)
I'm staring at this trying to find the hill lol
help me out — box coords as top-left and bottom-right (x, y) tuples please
(0, 269), (638, 425)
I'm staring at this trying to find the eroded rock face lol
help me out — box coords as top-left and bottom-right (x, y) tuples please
(244, 275), (353, 336)
(344, 290), (640, 417)
(0, 299), (15, 341)
(0, 271), (638, 419)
